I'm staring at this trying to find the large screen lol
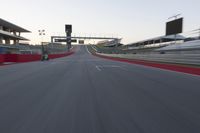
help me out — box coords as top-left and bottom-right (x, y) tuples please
(55, 39), (77, 43)
(166, 18), (183, 35)
(65, 25), (72, 33)
(79, 40), (84, 44)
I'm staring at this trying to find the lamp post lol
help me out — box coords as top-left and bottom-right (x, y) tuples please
(38, 30), (47, 60)
(198, 28), (200, 39)
(38, 29), (45, 53)
(38, 30), (45, 44)
(192, 28), (200, 39)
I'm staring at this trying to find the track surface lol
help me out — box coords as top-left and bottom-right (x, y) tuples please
(0, 45), (200, 133)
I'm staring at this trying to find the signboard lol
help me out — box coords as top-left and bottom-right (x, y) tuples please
(166, 18), (183, 35)
(55, 39), (77, 43)
(79, 40), (84, 44)
(65, 25), (72, 33)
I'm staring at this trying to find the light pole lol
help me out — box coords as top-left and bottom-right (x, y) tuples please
(38, 30), (46, 60)
(38, 29), (45, 52)
(192, 28), (200, 39)
(198, 28), (200, 39)
(38, 30), (45, 44)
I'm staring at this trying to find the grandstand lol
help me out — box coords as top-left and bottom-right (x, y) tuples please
(0, 18), (30, 45)
(126, 35), (185, 50)
(97, 39), (122, 47)
(92, 39), (200, 66)
(0, 18), (33, 54)
(93, 34), (199, 55)
(157, 40), (200, 53)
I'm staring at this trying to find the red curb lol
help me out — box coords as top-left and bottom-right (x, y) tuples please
(93, 53), (200, 76)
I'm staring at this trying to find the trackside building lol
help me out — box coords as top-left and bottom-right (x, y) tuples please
(0, 18), (30, 45)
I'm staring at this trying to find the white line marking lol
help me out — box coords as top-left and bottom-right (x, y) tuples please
(95, 65), (127, 71)
(91, 46), (98, 52)
(95, 66), (102, 71)
(70, 46), (74, 50)
(104, 65), (121, 68)
(85, 45), (91, 54)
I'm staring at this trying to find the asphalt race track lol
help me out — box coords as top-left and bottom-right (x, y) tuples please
(0, 45), (200, 133)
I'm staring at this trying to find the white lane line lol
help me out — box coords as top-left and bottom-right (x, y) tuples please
(102, 65), (122, 68)
(95, 65), (127, 71)
(91, 46), (98, 52)
(70, 46), (74, 50)
(85, 45), (91, 54)
(95, 66), (102, 71)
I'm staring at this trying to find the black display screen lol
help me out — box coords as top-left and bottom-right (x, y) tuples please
(65, 25), (72, 33)
(166, 18), (183, 35)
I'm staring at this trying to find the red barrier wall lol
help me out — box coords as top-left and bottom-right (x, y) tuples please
(3, 54), (41, 62)
(0, 54), (4, 63)
(0, 51), (74, 64)
(48, 51), (74, 59)
(4, 54), (18, 62)
(17, 54), (41, 62)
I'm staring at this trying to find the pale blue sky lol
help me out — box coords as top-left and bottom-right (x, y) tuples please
(0, 0), (200, 44)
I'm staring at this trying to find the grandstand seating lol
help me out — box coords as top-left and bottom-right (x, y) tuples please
(157, 40), (200, 51)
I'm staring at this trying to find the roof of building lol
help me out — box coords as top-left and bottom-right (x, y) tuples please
(0, 18), (30, 32)
(0, 30), (29, 40)
(127, 35), (186, 47)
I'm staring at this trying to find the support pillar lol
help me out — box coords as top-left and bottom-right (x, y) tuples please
(66, 32), (72, 50)
(0, 37), (3, 44)
(0, 26), (3, 44)
(13, 31), (17, 36)
(51, 37), (53, 43)
(5, 39), (10, 44)
(160, 39), (163, 46)
(14, 39), (19, 44)
(65, 25), (72, 50)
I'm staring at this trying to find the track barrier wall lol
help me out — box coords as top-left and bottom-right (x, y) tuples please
(0, 51), (74, 64)
(48, 51), (74, 59)
(0, 54), (4, 63)
(93, 52), (200, 76)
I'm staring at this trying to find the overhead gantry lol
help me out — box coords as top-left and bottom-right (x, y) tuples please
(50, 24), (120, 50)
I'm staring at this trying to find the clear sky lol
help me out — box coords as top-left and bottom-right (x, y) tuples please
(0, 0), (200, 44)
